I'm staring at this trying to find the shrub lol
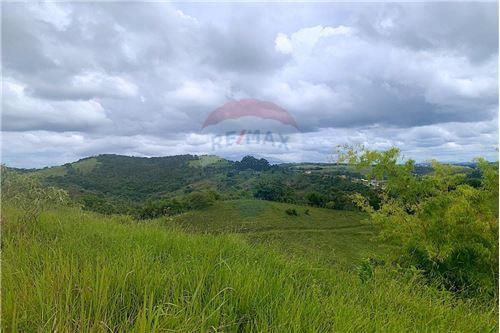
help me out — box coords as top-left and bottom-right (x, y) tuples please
(80, 194), (119, 215)
(325, 201), (336, 209)
(357, 258), (374, 283)
(327, 193), (360, 211)
(236, 155), (271, 171)
(138, 191), (218, 219)
(183, 191), (217, 210)
(305, 192), (327, 207)
(142, 200), (169, 219)
(340, 146), (499, 298)
(254, 180), (294, 203)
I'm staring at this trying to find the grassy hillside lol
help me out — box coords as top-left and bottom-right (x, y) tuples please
(3, 206), (497, 332)
(40, 154), (202, 201)
(33, 157), (100, 177)
(16, 154), (381, 216)
(172, 199), (387, 266)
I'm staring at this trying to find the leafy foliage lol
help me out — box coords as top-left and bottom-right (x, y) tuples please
(339, 146), (498, 297)
(235, 155), (271, 171)
(18, 154), (386, 215)
(45, 154), (202, 202)
(2, 159), (497, 330)
(306, 192), (328, 207)
(137, 191), (219, 219)
(253, 180), (294, 202)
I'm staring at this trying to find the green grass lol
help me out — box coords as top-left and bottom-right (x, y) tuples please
(188, 155), (230, 168)
(35, 165), (67, 177)
(286, 163), (351, 174)
(172, 200), (387, 267)
(33, 157), (99, 178)
(3, 206), (497, 332)
(72, 157), (99, 174)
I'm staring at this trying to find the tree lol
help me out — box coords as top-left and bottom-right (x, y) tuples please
(253, 180), (294, 202)
(339, 146), (498, 297)
(184, 191), (217, 210)
(236, 156), (271, 171)
(305, 192), (327, 207)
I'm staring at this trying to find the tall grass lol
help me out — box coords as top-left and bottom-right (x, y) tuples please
(2, 207), (497, 332)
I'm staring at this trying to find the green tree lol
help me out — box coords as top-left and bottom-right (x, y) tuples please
(253, 180), (294, 203)
(339, 146), (498, 297)
(236, 156), (271, 171)
(305, 192), (327, 207)
(183, 191), (217, 210)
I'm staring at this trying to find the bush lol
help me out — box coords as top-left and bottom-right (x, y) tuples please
(236, 156), (271, 171)
(326, 190), (360, 211)
(183, 191), (217, 210)
(80, 194), (119, 215)
(138, 191), (218, 219)
(138, 198), (185, 219)
(357, 259), (374, 283)
(340, 147), (499, 298)
(254, 180), (294, 203)
(305, 192), (327, 207)
(325, 201), (336, 209)
(285, 208), (298, 216)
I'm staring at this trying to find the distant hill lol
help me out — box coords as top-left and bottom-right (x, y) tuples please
(10, 153), (438, 217)
(24, 154), (234, 211)
(15, 154), (372, 205)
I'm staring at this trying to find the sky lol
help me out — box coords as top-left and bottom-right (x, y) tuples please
(2, 2), (498, 168)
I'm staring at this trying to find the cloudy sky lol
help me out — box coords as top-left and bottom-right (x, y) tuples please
(2, 2), (498, 168)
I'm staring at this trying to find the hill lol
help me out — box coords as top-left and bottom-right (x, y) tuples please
(171, 199), (386, 267)
(3, 206), (497, 332)
(2, 151), (498, 331)
(36, 154), (205, 201)
(16, 154), (381, 216)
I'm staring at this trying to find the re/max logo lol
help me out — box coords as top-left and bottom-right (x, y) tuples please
(211, 130), (290, 150)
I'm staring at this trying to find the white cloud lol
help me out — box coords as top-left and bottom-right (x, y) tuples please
(275, 25), (353, 59)
(71, 72), (138, 98)
(275, 33), (293, 54)
(2, 79), (111, 132)
(27, 2), (72, 31)
(165, 79), (227, 108)
(1, 2), (497, 167)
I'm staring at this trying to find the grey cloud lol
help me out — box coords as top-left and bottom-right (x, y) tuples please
(201, 14), (288, 73)
(265, 30), (497, 131)
(1, 4), (58, 74)
(356, 3), (498, 63)
(1, 2), (497, 167)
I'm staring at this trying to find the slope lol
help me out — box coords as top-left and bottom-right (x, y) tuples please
(172, 199), (388, 267)
(2, 206), (496, 332)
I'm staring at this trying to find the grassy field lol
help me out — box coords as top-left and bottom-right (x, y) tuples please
(172, 199), (387, 267)
(34, 157), (100, 177)
(188, 155), (230, 168)
(2, 205), (497, 332)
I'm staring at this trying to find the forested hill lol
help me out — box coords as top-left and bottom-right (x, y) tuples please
(14, 154), (275, 203)
(31, 154), (230, 201)
(10, 154), (380, 217)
